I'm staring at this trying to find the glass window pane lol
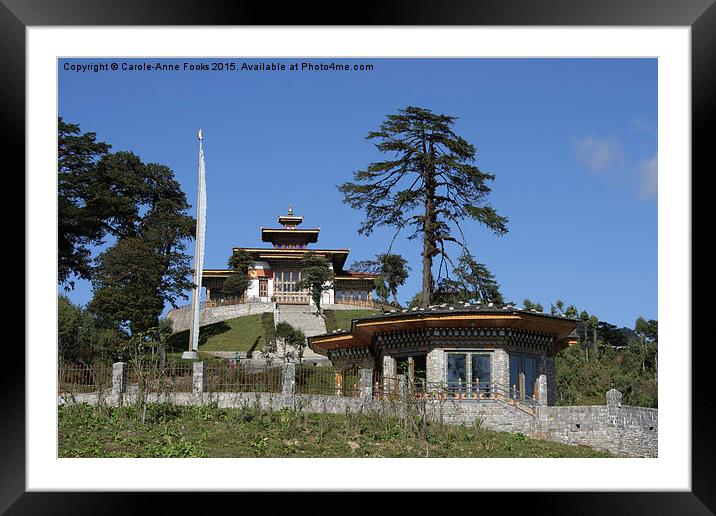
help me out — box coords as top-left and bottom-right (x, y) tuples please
(509, 354), (520, 395)
(447, 354), (467, 385)
(471, 353), (491, 386)
(524, 356), (536, 399)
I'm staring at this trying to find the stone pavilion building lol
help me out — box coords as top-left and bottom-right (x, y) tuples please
(308, 303), (579, 405)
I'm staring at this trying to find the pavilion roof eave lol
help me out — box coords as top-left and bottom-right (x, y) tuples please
(233, 247), (350, 253)
(307, 306), (580, 356)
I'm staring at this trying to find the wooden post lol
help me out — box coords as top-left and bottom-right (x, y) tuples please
(334, 370), (343, 396)
(519, 372), (526, 400)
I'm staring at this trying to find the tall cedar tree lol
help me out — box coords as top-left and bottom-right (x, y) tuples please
(339, 106), (508, 308)
(89, 159), (195, 334)
(58, 118), (111, 287)
(351, 253), (410, 307)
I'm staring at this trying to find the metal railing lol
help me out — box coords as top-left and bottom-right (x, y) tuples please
(372, 371), (400, 400)
(204, 363), (283, 393)
(127, 362), (194, 393)
(58, 362), (112, 393)
(295, 365), (360, 397)
(204, 295), (247, 308)
(370, 374), (537, 406)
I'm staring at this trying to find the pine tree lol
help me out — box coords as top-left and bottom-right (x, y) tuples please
(339, 106), (508, 308)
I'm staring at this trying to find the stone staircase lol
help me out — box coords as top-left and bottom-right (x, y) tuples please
(274, 304), (329, 363)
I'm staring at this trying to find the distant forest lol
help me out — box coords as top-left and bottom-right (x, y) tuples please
(556, 317), (657, 408)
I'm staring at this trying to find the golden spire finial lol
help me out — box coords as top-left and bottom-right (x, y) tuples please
(198, 128), (203, 140)
(288, 205), (293, 216)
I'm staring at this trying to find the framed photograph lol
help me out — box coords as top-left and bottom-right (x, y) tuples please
(9, 0), (710, 512)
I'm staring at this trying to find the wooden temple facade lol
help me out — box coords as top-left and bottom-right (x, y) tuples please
(202, 207), (377, 307)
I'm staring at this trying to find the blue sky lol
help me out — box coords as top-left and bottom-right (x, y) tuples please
(58, 58), (657, 328)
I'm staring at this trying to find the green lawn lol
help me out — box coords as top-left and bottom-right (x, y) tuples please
(324, 309), (380, 332)
(166, 313), (273, 353)
(58, 403), (612, 458)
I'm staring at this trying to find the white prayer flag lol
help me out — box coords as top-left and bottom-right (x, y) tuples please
(189, 129), (207, 352)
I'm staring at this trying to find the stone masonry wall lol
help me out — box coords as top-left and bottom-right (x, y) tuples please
(531, 391), (658, 457)
(167, 302), (275, 333)
(60, 364), (657, 457)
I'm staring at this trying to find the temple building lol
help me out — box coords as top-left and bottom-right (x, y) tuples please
(308, 303), (579, 405)
(201, 207), (377, 307)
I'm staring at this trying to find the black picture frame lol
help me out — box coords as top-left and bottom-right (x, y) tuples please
(5, 0), (710, 513)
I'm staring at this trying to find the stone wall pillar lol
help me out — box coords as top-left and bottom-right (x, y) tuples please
(607, 389), (623, 417)
(492, 348), (510, 389)
(382, 355), (396, 378)
(192, 361), (205, 394)
(358, 368), (373, 399)
(397, 374), (407, 401)
(283, 362), (296, 408)
(536, 374), (548, 406)
(111, 362), (127, 395)
(426, 348), (445, 385)
(382, 355), (397, 396)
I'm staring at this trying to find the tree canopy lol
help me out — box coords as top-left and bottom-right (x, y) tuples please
(431, 252), (504, 306)
(351, 253), (410, 307)
(59, 119), (197, 335)
(58, 117), (111, 287)
(58, 295), (125, 363)
(297, 253), (334, 314)
(222, 250), (254, 298)
(339, 106), (508, 307)
(275, 322), (307, 363)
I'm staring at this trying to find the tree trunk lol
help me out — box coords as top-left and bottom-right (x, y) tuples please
(421, 238), (433, 309)
(420, 149), (437, 309)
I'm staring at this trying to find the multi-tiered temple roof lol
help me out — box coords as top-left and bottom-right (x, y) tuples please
(202, 207), (377, 306)
(260, 206), (320, 248)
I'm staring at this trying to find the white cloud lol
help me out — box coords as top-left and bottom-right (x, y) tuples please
(573, 134), (657, 201)
(573, 136), (623, 172)
(632, 117), (656, 135)
(637, 155), (658, 200)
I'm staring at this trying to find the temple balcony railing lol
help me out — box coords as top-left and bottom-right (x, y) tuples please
(205, 294), (248, 308)
(273, 291), (309, 304)
(333, 297), (381, 308)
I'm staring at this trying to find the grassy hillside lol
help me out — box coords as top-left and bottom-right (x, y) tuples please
(324, 309), (380, 333)
(58, 403), (611, 458)
(166, 313), (274, 353)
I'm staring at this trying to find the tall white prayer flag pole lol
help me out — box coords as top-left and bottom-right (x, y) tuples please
(183, 128), (207, 359)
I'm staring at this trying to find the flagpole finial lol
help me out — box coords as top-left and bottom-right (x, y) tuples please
(198, 128), (203, 140)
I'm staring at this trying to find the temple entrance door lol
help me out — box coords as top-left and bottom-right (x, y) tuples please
(273, 270), (309, 304)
